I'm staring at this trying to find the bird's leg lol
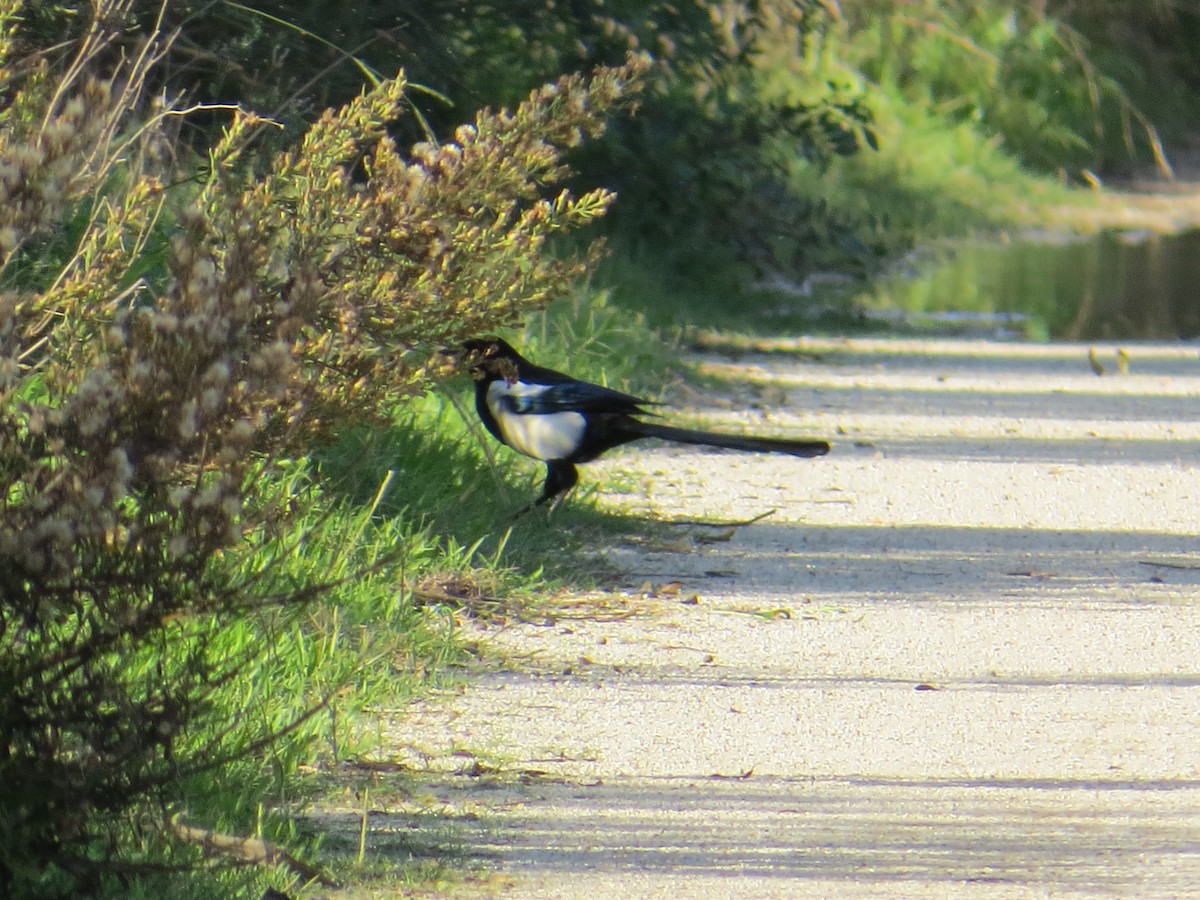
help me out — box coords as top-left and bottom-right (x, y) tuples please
(507, 461), (579, 522)
(537, 461), (578, 511)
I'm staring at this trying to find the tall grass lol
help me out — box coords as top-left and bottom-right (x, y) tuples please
(154, 286), (673, 893)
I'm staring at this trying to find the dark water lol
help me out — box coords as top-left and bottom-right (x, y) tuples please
(851, 229), (1200, 341)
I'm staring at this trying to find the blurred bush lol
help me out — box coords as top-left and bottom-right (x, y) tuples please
(18, 1), (882, 287)
(833, 0), (1200, 176)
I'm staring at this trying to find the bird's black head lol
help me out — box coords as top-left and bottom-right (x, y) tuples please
(460, 337), (520, 383)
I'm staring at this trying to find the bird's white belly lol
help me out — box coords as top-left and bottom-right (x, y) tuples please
(487, 381), (586, 461)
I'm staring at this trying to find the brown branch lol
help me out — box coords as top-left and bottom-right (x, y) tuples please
(649, 508), (778, 528)
(168, 817), (340, 889)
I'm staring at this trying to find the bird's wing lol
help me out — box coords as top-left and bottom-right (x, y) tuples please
(506, 380), (656, 416)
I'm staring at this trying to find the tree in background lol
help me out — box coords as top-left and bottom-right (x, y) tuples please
(22, 1), (881, 283)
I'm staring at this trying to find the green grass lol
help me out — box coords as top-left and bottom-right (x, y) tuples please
(21, 280), (682, 899)
(128, 285), (681, 897)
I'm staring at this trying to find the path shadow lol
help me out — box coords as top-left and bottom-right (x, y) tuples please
(340, 772), (1200, 894)
(487, 774), (1200, 890)
(609, 520), (1200, 604)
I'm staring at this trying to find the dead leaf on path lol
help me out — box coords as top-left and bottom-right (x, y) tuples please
(515, 770), (601, 787)
(695, 528), (736, 544)
(637, 580), (687, 599)
(724, 606), (793, 621)
(654, 538), (698, 554)
(408, 572), (509, 621)
(915, 683), (941, 691)
(461, 759), (503, 777)
(533, 594), (646, 622)
(620, 534), (694, 553)
(710, 768), (755, 780)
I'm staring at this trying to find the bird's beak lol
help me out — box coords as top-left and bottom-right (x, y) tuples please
(434, 344), (488, 380)
(430, 346), (468, 380)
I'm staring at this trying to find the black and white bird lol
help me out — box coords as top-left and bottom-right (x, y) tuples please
(460, 337), (831, 512)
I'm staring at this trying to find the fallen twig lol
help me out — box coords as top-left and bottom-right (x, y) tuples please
(1140, 559), (1200, 571)
(168, 817), (339, 889)
(651, 508), (777, 528)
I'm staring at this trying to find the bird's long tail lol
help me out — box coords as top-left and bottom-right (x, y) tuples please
(626, 421), (830, 458)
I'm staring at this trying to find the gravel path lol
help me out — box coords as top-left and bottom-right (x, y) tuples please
(380, 337), (1200, 898)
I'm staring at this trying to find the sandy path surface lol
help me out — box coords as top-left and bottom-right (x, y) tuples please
(380, 337), (1200, 898)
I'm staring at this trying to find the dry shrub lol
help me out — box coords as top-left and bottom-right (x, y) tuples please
(0, 0), (645, 891)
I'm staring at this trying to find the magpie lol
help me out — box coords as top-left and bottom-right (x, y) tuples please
(460, 337), (831, 512)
